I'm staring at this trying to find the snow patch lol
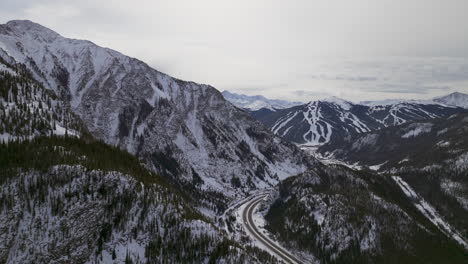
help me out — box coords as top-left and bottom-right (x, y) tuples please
(369, 161), (387, 171)
(401, 123), (433, 138)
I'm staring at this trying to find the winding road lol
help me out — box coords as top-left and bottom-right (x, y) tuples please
(241, 194), (304, 264)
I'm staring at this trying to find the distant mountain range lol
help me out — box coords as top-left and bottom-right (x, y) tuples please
(242, 92), (468, 145)
(224, 90), (468, 110)
(221, 90), (302, 110)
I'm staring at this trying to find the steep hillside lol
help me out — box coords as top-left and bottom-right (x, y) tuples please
(0, 20), (314, 200)
(0, 136), (277, 264)
(263, 165), (467, 263)
(251, 97), (464, 145)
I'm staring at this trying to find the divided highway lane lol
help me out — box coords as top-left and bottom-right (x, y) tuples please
(241, 194), (304, 264)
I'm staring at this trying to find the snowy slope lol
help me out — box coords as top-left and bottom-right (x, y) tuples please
(0, 20), (315, 197)
(251, 97), (465, 145)
(222, 90), (302, 110)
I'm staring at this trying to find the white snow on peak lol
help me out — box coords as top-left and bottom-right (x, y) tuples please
(0, 19), (134, 108)
(433, 92), (468, 109)
(6, 20), (60, 42)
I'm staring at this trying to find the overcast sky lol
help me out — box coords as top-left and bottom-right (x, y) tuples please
(2, 0), (468, 102)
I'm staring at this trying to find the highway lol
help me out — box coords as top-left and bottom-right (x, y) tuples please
(241, 194), (304, 264)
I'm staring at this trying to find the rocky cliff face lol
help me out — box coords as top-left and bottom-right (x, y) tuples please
(0, 20), (315, 197)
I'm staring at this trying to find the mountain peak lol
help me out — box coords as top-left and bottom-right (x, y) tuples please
(4, 20), (60, 42)
(433, 91), (468, 109)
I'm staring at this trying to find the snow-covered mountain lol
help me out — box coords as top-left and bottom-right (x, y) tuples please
(434, 92), (468, 109)
(251, 97), (466, 145)
(0, 20), (314, 198)
(222, 90), (301, 110)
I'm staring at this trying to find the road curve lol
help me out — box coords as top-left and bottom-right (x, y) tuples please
(242, 194), (304, 264)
